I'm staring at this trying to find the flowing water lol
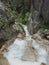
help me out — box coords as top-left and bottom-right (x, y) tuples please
(3, 25), (48, 65)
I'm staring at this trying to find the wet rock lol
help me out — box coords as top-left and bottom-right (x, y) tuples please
(21, 41), (37, 61)
(36, 39), (49, 50)
(32, 34), (41, 40)
(40, 63), (46, 65)
(37, 29), (49, 40)
(46, 36), (49, 40)
(36, 40), (46, 48)
(0, 55), (9, 65)
(0, 44), (7, 55)
(17, 32), (25, 39)
(44, 31), (49, 40)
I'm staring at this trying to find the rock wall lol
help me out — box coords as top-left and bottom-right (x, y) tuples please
(32, 0), (49, 23)
(0, 2), (25, 48)
(27, 0), (49, 34)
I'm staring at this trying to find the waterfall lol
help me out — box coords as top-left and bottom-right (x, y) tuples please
(3, 25), (47, 65)
(23, 25), (30, 36)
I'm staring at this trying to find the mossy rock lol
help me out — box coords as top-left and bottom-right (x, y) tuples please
(13, 22), (25, 34)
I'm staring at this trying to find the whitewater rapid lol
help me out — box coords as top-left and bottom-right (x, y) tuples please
(3, 25), (47, 65)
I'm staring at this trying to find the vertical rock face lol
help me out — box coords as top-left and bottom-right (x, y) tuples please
(42, 0), (49, 23)
(32, 0), (49, 23)
(27, 11), (41, 34)
(27, 0), (49, 34)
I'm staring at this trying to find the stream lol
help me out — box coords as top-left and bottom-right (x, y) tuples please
(3, 25), (47, 65)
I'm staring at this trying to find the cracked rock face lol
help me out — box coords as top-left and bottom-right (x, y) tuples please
(32, 0), (49, 23)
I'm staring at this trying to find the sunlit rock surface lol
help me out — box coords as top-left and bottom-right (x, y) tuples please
(3, 25), (48, 65)
(0, 55), (9, 65)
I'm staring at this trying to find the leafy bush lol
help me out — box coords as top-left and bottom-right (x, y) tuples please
(5, 4), (30, 24)
(0, 0), (30, 25)
(15, 12), (30, 24)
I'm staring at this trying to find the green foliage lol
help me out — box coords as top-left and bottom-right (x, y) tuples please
(0, 0), (30, 25)
(40, 24), (49, 29)
(15, 12), (30, 24)
(2, 23), (9, 29)
(39, 24), (49, 35)
(5, 4), (30, 24)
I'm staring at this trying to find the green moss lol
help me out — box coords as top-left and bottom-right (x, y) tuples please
(41, 24), (49, 29)
(39, 24), (49, 35)
(2, 23), (9, 29)
(15, 12), (30, 24)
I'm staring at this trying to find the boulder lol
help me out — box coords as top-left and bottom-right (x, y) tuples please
(36, 40), (45, 47)
(46, 36), (49, 40)
(44, 30), (49, 40)
(40, 63), (46, 65)
(0, 44), (7, 54)
(32, 34), (41, 40)
(17, 33), (25, 39)
(0, 55), (9, 65)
